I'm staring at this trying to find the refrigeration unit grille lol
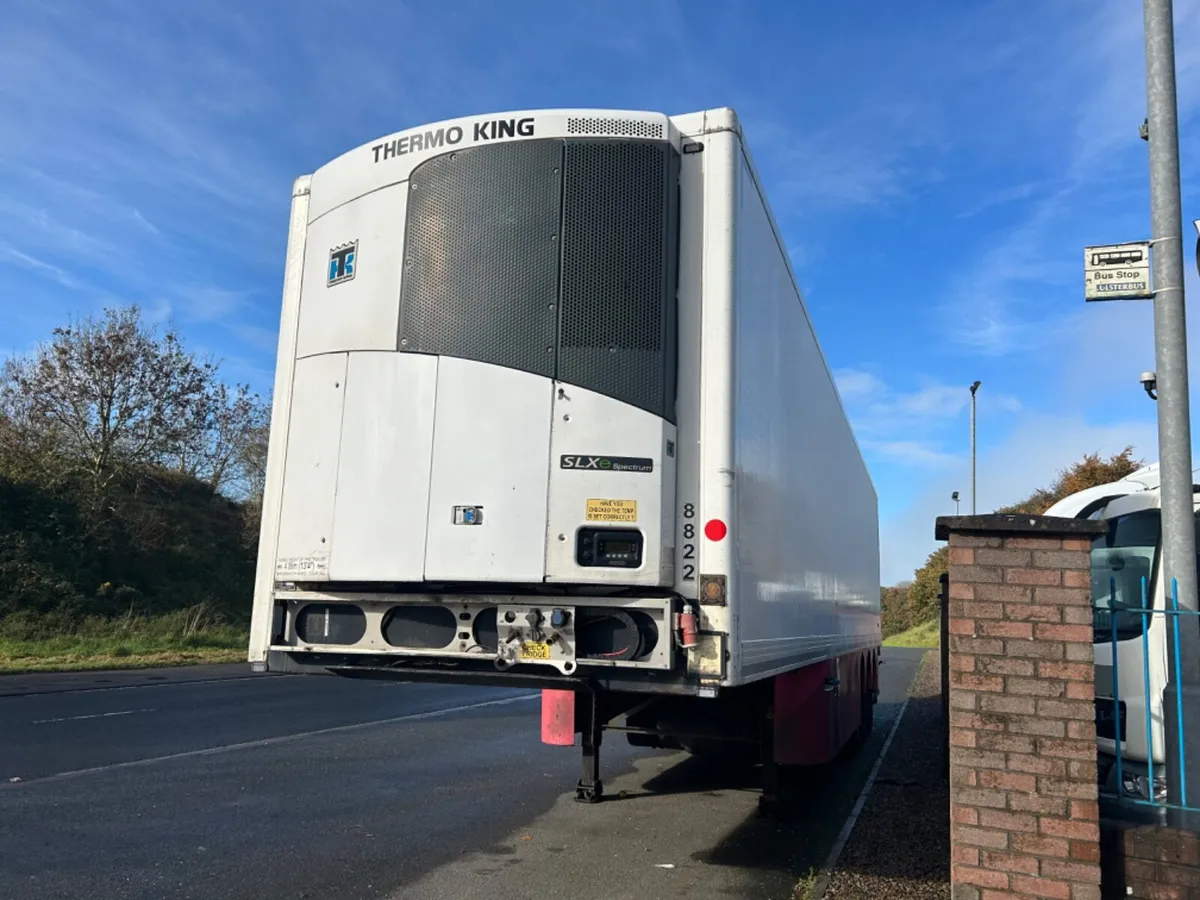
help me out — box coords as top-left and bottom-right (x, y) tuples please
(399, 137), (679, 421)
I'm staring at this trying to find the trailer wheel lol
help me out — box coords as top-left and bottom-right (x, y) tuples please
(839, 666), (875, 760)
(858, 680), (874, 741)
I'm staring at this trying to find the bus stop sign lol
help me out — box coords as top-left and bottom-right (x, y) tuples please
(1084, 241), (1153, 301)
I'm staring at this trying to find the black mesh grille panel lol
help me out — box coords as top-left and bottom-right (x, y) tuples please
(399, 140), (563, 376)
(559, 141), (677, 420)
(397, 136), (679, 422)
(566, 117), (664, 139)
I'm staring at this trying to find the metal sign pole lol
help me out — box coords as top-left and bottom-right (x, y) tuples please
(1145, 0), (1200, 829)
(1144, 0), (1198, 663)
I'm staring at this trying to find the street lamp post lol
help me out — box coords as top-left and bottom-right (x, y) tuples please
(969, 382), (981, 515)
(952, 491), (960, 515)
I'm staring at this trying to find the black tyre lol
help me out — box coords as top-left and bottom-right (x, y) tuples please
(838, 673), (875, 761)
(858, 683), (875, 740)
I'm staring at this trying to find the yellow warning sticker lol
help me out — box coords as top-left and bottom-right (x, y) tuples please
(586, 499), (638, 523)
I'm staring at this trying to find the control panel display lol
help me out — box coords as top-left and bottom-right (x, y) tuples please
(576, 528), (644, 568)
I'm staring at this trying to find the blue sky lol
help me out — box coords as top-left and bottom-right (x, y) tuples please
(3, 0), (1200, 584)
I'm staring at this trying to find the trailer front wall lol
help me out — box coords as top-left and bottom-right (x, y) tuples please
(728, 143), (880, 685)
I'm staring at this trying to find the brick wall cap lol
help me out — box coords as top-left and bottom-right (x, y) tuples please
(935, 515), (1108, 541)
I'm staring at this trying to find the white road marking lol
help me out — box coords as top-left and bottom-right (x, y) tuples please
(6, 692), (540, 787)
(32, 708), (157, 725)
(0, 674), (270, 699)
(810, 695), (912, 900)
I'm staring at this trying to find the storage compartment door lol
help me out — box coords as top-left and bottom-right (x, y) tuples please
(423, 357), (553, 582)
(328, 351), (438, 581)
(294, 182), (407, 359)
(545, 383), (675, 587)
(275, 353), (348, 580)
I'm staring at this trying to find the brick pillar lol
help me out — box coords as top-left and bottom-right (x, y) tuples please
(935, 514), (1108, 900)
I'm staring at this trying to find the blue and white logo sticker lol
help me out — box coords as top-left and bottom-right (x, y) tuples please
(328, 241), (357, 287)
(453, 505), (484, 526)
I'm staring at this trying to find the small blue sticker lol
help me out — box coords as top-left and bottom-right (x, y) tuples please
(328, 241), (358, 287)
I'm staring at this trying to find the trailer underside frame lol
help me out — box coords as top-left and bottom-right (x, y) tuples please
(264, 645), (879, 810)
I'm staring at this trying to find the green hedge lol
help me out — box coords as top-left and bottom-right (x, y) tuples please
(0, 465), (256, 626)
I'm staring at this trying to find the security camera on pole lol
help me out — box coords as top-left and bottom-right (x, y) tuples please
(1194, 218), (1200, 276)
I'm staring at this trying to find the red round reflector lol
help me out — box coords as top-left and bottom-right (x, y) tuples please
(704, 519), (728, 541)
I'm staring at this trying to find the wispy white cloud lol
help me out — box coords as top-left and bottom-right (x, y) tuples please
(863, 440), (959, 468)
(880, 414), (1159, 584)
(956, 182), (1042, 219)
(173, 286), (252, 324)
(230, 323), (281, 354)
(141, 299), (174, 326)
(843, 373), (1021, 440)
(940, 0), (1200, 357)
(755, 102), (939, 212)
(0, 2), (305, 387)
(834, 368), (887, 400)
(884, 383), (1021, 420)
(835, 369), (1023, 480)
(0, 241), (81, 290)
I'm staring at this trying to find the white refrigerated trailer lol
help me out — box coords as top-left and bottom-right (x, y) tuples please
(248, 107), (881, 804)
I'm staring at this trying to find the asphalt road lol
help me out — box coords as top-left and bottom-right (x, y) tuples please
(0, 648), (925, 900)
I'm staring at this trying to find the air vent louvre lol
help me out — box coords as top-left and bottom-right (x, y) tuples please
(566, 117), (663, 139)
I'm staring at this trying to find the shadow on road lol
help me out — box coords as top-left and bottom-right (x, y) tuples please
(590, 684), (949, 899)
(582, 704), (911, 898)
(607, 750), (764, 800)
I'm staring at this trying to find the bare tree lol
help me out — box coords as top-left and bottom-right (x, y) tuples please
(0, 307), (216, 489)
(235, 408), (272, 548)
(0, 305), (271, 502)
(237, 402), (271, 502)
(174, 382), (270, 498)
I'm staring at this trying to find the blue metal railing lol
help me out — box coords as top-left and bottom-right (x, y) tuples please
(1097, 575), (1198, 814)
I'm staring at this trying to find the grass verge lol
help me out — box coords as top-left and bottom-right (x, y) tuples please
(0, 607), (248, 674)
(795, 866), (819, 900)
(882, 617), (940, 649)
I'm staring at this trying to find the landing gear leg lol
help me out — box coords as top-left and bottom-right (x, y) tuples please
(758, 701), (779, 816)
(575, 690), (604, 803)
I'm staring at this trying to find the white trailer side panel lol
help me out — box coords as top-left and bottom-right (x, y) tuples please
(249, 176), (311, 664)
(728, 141), (880, 685)
(669, 123), (706, 605)
(696, 128), (740, 675)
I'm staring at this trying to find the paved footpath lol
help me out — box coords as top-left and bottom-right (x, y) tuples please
(823, 650), (949, 899)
